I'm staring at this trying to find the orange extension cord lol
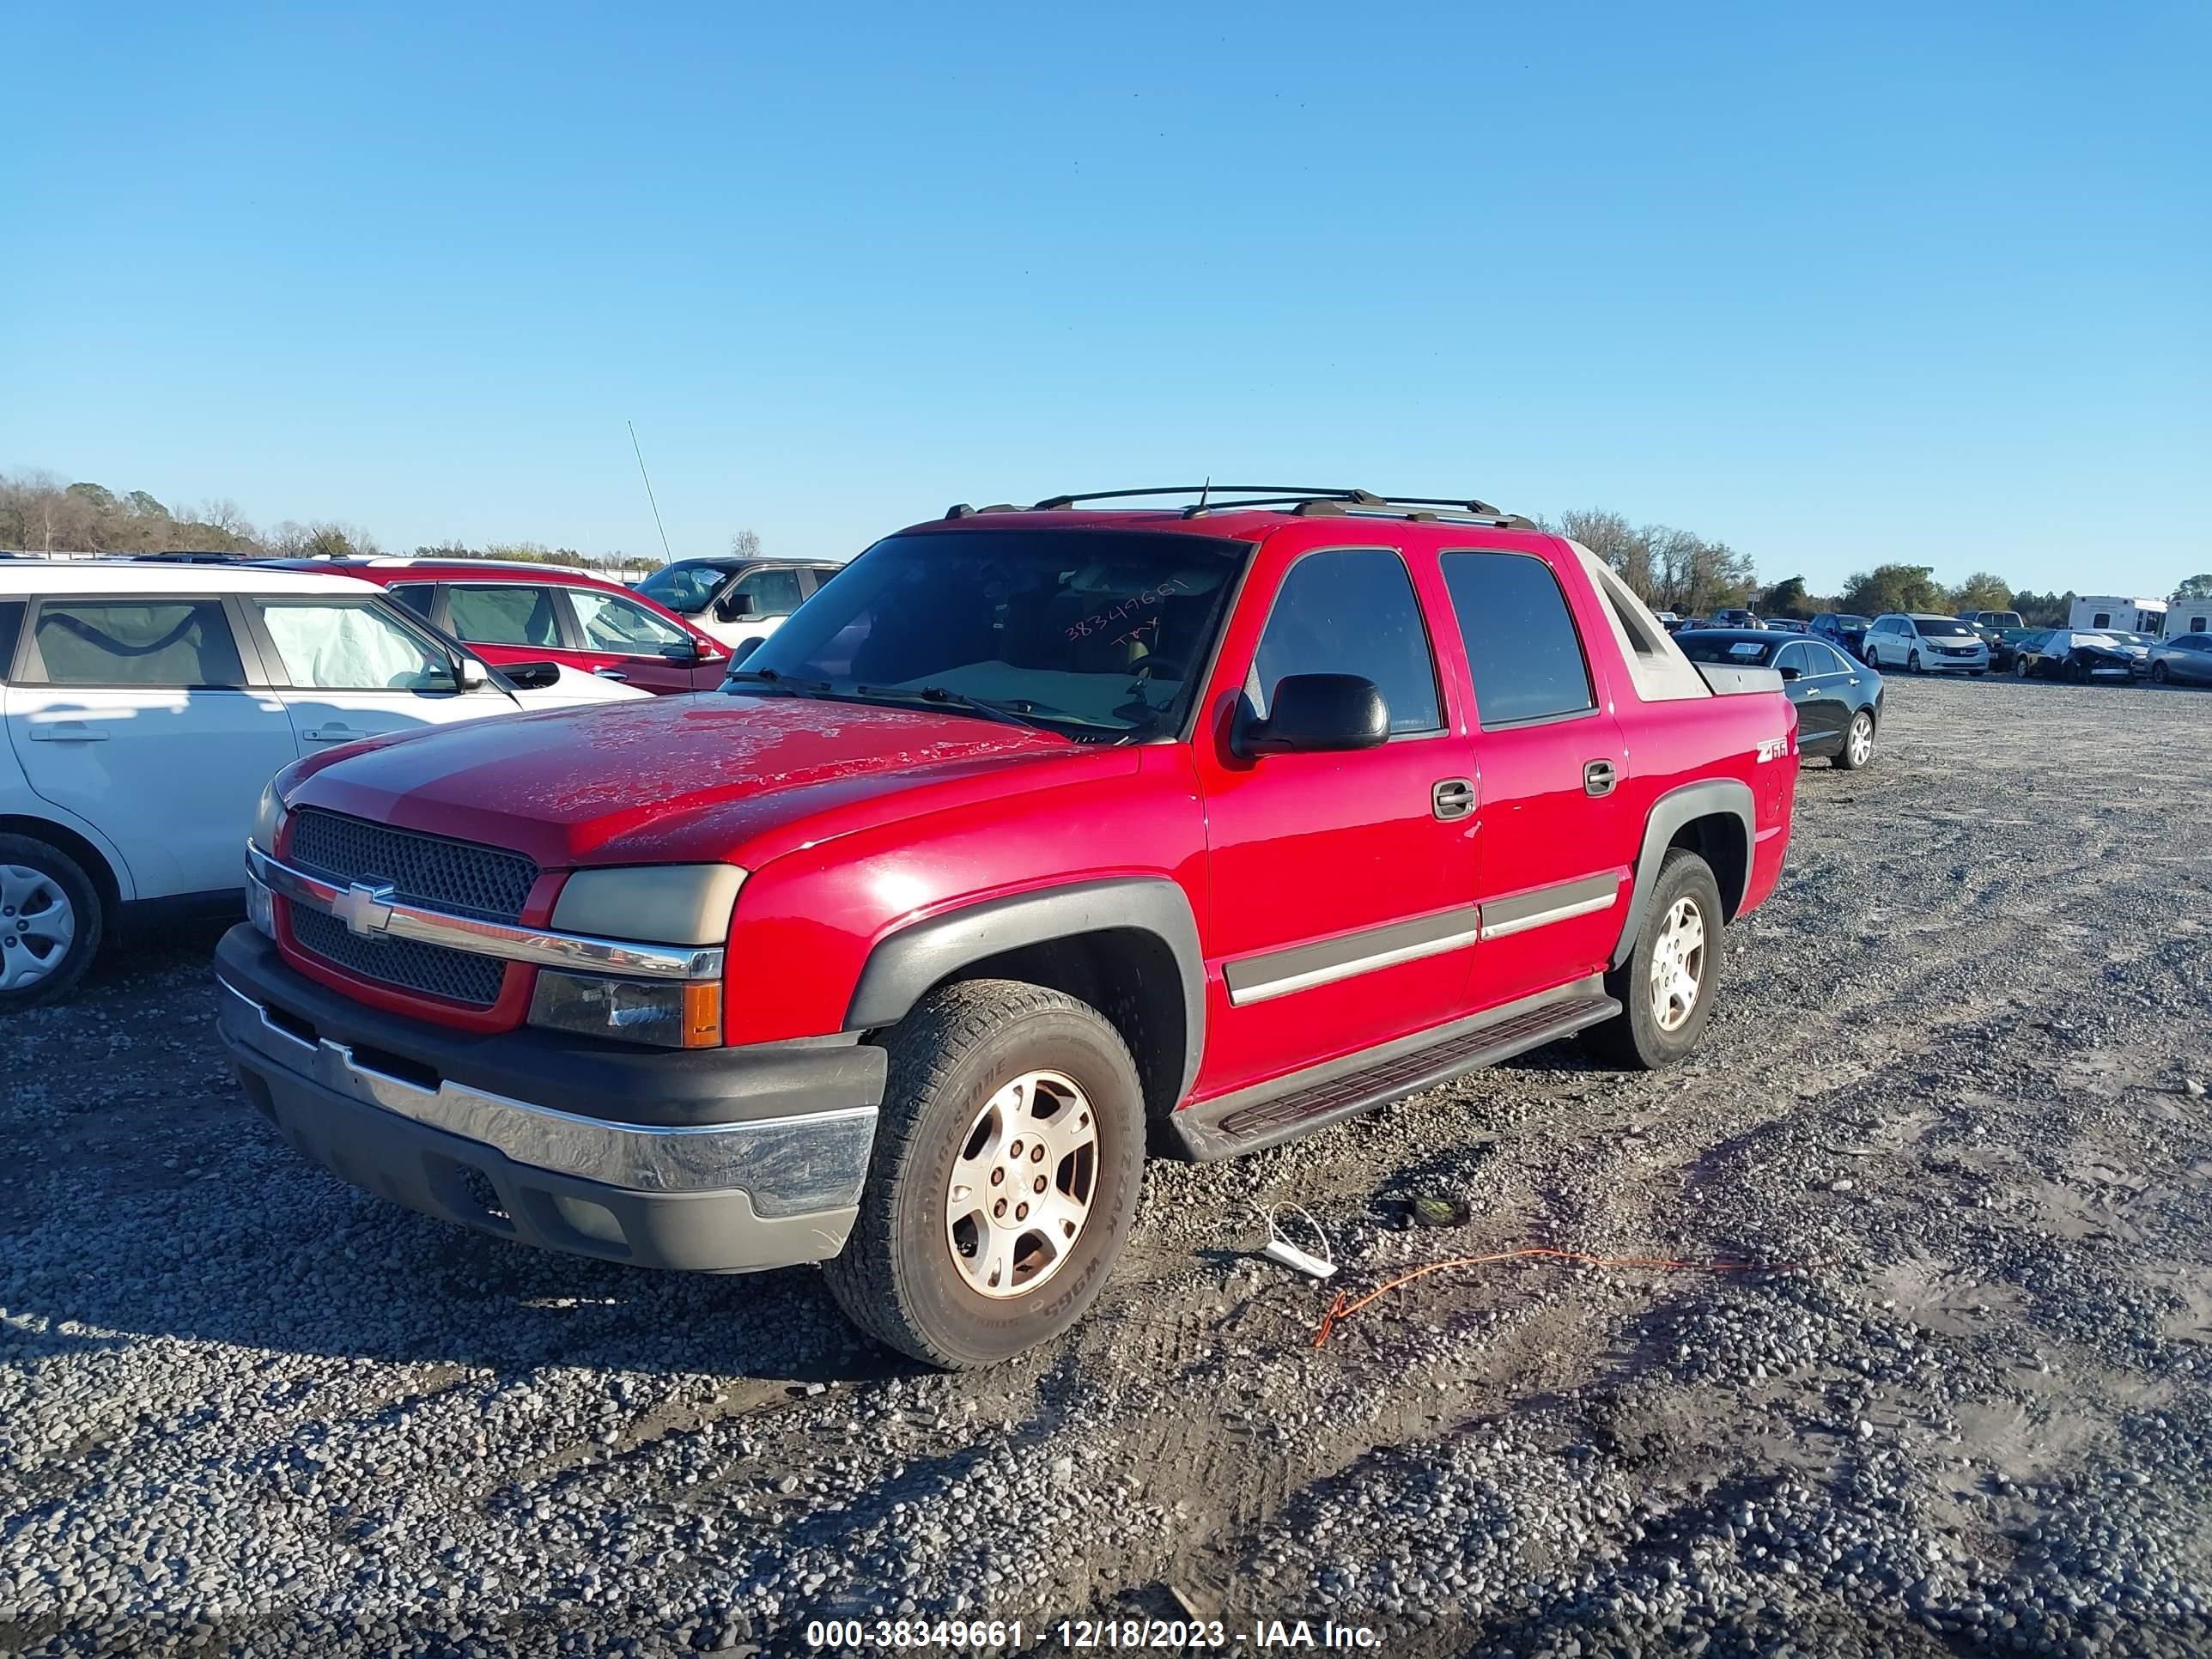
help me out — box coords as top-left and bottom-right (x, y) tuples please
(1312, 1246), (1832, 1346)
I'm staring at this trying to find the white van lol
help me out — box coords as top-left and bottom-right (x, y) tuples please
(0, 562), (646, 1006)
(2163, 600), (2212, 640)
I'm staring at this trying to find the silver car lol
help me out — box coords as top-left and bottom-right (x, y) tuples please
(1862, 613), (1990, 675)
(2149, 633), (2212, 686)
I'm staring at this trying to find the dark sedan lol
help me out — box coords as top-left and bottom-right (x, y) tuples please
(1809, 611), (1873, 661)
(2013, 628), (2137, 683)
(1676, 629), (1883, 769)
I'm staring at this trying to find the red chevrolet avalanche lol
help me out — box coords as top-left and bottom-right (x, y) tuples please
(218, 487), (1797, 1367)
(269, 558), (734, 694)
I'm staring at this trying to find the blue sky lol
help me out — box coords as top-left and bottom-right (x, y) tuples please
(3, 2), (2205, 595)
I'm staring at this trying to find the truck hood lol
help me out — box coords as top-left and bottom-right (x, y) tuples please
(283, 692), (1097, 869)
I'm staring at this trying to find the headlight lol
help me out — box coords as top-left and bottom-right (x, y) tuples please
(252, 780), (288, 854)
(550, 865), (744, 944)
(528, 971), (722, 1049)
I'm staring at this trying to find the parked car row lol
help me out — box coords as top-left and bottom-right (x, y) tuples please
(1673, 629), (1882, 769)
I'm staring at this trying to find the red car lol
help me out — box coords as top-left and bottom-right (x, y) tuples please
(219, 487), (1797, 1368)
(268, 558), (732, 694)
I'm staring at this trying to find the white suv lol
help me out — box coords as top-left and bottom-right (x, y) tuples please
(1862, 613), (1990, 676)
(0, 562), (647, 1007)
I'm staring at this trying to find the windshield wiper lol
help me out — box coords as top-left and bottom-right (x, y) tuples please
(848, 684), (1052, 732)
(722, 668), (834, 697)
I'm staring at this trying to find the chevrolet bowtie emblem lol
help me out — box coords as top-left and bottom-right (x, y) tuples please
(332, 881), (398, 939)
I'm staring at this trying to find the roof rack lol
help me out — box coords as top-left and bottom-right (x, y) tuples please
(993, 485), (1535, 528)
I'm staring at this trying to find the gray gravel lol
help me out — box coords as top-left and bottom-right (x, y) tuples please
(3, 672), (2209, 1656)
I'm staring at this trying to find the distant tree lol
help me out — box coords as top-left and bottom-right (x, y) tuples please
(1761, 575), (1810, 618)
(415, 539), (477, 559)
(303, 526), (357, 559)
(2172, 574), (2212, 602)
(1840, 564), (1944, 617)
(65, 482), (117, 511)
(729, 527), (763, 561)
(2010, 588), (2072, 626)
(1949, 571), (2014, 613)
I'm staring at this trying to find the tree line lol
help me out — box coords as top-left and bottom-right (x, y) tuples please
(0, 470), (665, 574)
(1551, 505), (2210, 626)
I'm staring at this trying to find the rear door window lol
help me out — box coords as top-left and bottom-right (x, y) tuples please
(26, 599), (247, 687)
(1251, 550), (1442, 735)
(0, 601), (24, 679)
(1439, 552), (1596, 728)
(446, 584), (562, 648)
(1775, 641), (1810, 676)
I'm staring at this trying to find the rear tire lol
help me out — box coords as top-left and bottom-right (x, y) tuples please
(0, 835), (103, 1011)
(823, 979), (1146, 1370)
(1834, 708), (1876, 770)
(1585, 850), (1724, 1071)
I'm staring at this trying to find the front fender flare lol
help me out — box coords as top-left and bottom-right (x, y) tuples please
(844, 877), (1206, 1106)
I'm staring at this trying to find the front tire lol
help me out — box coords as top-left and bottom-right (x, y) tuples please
(2151, 661), (2169, 684)
(2016, 657), (2033, 678)
(0, 835), (103, 1011)
(1585, 850), (1724, 1071)
(1907, 650), (1923, 674)
(824, 979), (1146, 1370)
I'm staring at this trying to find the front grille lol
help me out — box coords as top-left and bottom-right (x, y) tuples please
(289, 810), (538, 922)
(291, 908), (507, 1007)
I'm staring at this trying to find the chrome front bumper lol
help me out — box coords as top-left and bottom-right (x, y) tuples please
(218, 980), (877, 1273)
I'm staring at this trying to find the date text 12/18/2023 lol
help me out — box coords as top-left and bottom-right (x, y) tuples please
(804, 1619), (1384, 1650)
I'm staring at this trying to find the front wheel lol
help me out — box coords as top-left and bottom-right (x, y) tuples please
(1585, 849), (1724, 1071)
(1834, 708), (1876, 770)
(2151, 661), (2169, 684)
(0, 835), (103, 1011)
(824, 979), (1146, 1369)
(2016, 657), (2033, 678)
(1907, 650), (1923, 674)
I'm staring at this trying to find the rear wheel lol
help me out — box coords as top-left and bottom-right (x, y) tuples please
(1834, 708), (1876, 770)
(0, 836), (102, 1011)
(1585, 850), (1723, 1071)
(824, 979), (1146, 1369)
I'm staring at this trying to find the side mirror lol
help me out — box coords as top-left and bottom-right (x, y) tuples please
(1778, 665), (1801, 682)
(714, 592), (756, 623)
(1232, 673), (1389, 758)
(729, 636), (763, 666)
(661, 638), (702, 664)
(456, 655), (489, 690)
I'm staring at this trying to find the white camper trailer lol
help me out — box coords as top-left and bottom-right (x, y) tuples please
(2165, 600), (2212, 639)
(2069, 596), (2167, 635)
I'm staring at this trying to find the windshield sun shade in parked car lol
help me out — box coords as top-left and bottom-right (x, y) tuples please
(1674, 635), (1781, 666)
(737, 530), (1248, 738)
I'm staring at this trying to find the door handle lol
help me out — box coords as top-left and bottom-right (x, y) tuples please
(303, 726), (365, 743)
(1583, 759), (1619, 797)
(592, 668), (629, 680)
(26, 721), (108, 742)
(1431, 778), (1475, 821)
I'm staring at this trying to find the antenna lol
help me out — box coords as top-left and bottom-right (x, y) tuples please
(627, 420), (675, 565)
(1196, 476), (1211, 511)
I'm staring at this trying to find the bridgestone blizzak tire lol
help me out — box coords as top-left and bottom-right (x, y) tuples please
(0, 833), (102, 1011)
(1583, 849), (1724, 1071)
(823, 979), (1146, 1370)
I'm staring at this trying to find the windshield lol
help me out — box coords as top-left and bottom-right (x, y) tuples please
(1912, 617), (1975, 639)
(2115, 631), (2157, 647)
(636, 562), (735, 615)
(736, 528), (1248, 738)
(1675, 635), (1779, 665)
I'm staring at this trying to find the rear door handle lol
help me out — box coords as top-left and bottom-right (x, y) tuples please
(1583, 759), (1619, 797)
(1431, 778), (1475, 821)
(593, 668), (629, 680)
(26, 721), (107, 742)
(303, 725), (365, 743)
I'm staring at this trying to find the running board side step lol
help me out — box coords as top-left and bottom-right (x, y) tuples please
(1167, 984), (1620, 1164)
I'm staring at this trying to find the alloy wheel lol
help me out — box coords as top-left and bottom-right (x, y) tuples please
(945, 1070), (1097, 1297)
(0, 866), (76, 992)
(1648, 896), (1706, 1034)
(1847, 712), (1874, 767)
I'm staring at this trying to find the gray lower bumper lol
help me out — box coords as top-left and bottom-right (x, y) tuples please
(218, 983), (873, 1273)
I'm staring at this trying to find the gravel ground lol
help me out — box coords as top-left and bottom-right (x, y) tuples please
(3, 673), (2209, 1657)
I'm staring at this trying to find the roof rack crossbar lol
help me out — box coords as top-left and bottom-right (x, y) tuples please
(1030, 485), (1381, 511)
